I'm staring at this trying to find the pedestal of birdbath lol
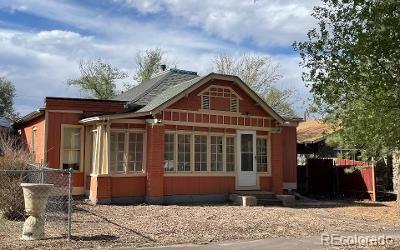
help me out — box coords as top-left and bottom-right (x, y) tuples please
(20, 183), (54, 240)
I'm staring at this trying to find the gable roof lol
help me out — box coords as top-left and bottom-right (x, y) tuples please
(0, 116), (11, 128)
(297, 120), (337, 144)
(82, 71), (287, 124)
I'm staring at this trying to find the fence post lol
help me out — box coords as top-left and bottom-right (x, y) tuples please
(67, 168), (73, 240)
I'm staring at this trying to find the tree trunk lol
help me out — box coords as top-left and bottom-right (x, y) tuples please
(394, 151), (400, 214)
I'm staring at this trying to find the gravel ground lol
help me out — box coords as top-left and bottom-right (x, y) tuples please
(1, 200), (399, 249)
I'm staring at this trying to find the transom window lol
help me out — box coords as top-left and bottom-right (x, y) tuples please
(256, 138), (268, 172)
(110, 131), (144, 173)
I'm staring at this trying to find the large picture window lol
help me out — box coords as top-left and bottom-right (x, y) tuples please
(177, 134), (191, 171)
(194, 135), (207, 171)
(211, 136), (223, 171)
(110, 131), (144, 173)
(61, 126), (82, 171)
(256, 138), (268, 172)
(164, 134), (175, 171)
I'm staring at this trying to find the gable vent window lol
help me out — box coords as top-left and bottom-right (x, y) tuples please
(230, 97), (238, 112)
(202, 95), (210, 110)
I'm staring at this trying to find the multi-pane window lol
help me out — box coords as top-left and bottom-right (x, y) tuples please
(211, 136), (223, 171)
(164, 134), (175, 171)
(127, 133), (143, 172)
(177, 134), (191, 171)
(226, 137), (235, 171)
(194, 135), (207, 171)
(110, 131), (144, 173)
(256, 138), (268, 172)
(62, 126), (82, 171)
(110, 132), (125, 173)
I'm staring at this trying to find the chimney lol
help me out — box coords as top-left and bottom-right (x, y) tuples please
(160, 64), (167, 71)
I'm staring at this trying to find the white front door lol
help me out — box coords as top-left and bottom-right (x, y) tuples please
(237, 130), (257, 189)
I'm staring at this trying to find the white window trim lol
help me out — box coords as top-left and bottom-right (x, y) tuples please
(256, 135), (272, 176)
(60, 124), (84, 172)
(108, 129), (146, 175)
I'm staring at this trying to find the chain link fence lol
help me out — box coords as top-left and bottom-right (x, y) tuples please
(0, 164), (73, 240)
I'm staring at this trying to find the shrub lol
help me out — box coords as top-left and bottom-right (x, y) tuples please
(0, 132), (32, 220)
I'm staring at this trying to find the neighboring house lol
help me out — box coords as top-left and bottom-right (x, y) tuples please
(16, 69), (300, 204)
(0, 116), (11, 133)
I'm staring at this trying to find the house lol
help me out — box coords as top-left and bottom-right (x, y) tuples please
(15, 69), (299, 204)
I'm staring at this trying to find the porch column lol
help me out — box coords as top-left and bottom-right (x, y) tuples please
(145, 120), (165, 204)
(271, 132), (284, 194)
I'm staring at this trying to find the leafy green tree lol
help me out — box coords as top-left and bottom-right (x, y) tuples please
(212, 53), (297, 117)
(133, 48), (166, 84)
(294, 0), (400, 206)
(0, 77), (17, 120)
(68, 59), (128, 99)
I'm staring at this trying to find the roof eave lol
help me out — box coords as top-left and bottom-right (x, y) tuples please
(79, 111), (151, 124)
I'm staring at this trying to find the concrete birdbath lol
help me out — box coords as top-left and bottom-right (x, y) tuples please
(20, 183), (54, 240)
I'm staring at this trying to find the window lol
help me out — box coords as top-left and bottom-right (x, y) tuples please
(62, 126), (82, 171)
(230, 97), (238, 112)
(226, 137), (235, 171)
(256, 138), (268, 172)
(211, 136), (223, 171)
(32, 127), (36, 161)
(164, 134), (175, 171)
(201, 95), (210, 110)
(110, 132), (125, 173)
(110, 131), (144, 173)
(127, 133), (143, 172)
(177, 134), (191, 171)
(194, 135), (207, 171)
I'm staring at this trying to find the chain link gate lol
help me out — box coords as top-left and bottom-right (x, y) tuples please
(0, 164), (73, 241)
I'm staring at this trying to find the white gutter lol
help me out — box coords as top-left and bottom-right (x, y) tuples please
(79, 111), (151, 124)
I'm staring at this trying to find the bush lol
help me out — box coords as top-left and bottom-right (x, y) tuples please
(0, 132), (32, 220)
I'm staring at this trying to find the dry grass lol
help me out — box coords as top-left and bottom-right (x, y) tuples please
(1, 200), (399, 249)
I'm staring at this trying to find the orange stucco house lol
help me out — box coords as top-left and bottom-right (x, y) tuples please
(16, 69), (299, 204)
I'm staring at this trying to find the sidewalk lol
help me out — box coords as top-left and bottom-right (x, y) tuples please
(138, 230), (400, 250)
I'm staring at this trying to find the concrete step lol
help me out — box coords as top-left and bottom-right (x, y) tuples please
(257, 198), (283, 206)
(234, 191), (276, 200)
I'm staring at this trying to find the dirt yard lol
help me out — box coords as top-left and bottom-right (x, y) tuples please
(1, 200), (400, 249)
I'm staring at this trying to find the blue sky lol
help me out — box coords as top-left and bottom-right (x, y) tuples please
(0, 0), (319, 116)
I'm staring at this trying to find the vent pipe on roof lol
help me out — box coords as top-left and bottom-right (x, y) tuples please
(160, 64), (167, 71)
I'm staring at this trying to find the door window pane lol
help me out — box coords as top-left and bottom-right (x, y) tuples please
(211, 136), (223, 171)
(241, 134), (253, 171)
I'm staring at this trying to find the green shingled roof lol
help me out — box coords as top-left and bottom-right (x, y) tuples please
(113, 69), (199, 108)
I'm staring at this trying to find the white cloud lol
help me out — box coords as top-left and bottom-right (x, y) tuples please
(0, 0), (312, 116)
(117, 0), (319, 46)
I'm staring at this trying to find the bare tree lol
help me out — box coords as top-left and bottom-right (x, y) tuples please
(213, 53), (281, 95)
(67, 59), (128, 99)
(212, 53), (296, 116)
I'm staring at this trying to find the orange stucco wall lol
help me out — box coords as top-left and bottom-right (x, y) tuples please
(21, 115), (46, 164)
